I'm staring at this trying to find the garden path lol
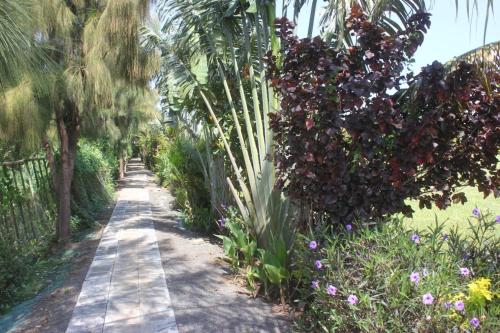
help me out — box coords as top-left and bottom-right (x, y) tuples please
(66, 159), (289, 333)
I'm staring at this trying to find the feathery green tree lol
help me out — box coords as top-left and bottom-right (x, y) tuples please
(0, 0), (48, 90)
(0, 0), (158, 242)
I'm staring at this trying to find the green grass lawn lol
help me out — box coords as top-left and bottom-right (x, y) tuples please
(404, 187), (500, 235)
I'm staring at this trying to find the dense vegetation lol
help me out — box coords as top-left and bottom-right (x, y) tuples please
(0, 140), (118, 313)
(140, 127), (230, 233)
(0, 0), (157, 314)
(143, 0), (498, 332)
(294, 213), (499, 332)
(0, 0), (498, 331)
(268, 7), (498, 226)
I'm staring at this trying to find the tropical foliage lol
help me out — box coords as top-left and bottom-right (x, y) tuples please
(0, 0), (159, 241)
(144, 0), (296, 255)
(0, 0), (497, 330)
(138, 3), (498, 332)
(0, 140), (118, 313)
(267, 6), (499, 226)
(293, 211), (499, 332)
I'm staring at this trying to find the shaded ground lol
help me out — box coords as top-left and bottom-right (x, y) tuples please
(3, 205), (115, 333)
(145, 168), (291, 332)
(66, 161), (178, 333)
(2, 162), (290, 333)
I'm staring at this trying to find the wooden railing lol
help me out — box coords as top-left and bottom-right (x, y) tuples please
(0, 158), (56, 242)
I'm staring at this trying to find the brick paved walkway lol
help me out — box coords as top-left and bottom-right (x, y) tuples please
(66, 164), (178, 333)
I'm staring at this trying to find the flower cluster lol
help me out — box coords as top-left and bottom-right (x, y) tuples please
(296, 211), (498, 331)
(308, 239), (358, 305)
(415, 280), (484, 329)
(407, 225), (494, 330)
(416, 275), (493, 330)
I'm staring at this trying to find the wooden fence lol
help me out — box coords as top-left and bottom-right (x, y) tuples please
(0, 158), (56, 242)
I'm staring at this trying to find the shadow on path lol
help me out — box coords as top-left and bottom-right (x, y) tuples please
(143, 162), (291, 333)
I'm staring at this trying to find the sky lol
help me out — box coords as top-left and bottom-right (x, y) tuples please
(281, 0), (500, 71)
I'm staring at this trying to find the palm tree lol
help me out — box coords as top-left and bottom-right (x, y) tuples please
(446, 40), (499, 73)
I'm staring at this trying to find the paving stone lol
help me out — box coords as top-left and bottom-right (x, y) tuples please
(142, 311), (177, 333)
(66, 160), (178, 333)
(103, 317), (142, 333)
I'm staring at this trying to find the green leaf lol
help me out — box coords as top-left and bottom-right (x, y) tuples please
(263, 264), (285, 285)
(222, 236), (236, 257)
(224, 0), (240, 17)
(246, 0), (257, 14)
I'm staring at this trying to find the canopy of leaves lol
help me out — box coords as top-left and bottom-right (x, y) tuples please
(267, 5), (499, 226)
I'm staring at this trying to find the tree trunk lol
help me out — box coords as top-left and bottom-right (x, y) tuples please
(55, 113), (79, 243)
(119, 153), (126, 179)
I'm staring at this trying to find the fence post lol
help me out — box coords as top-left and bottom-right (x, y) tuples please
(40, 159), (56, 207)
(26, 160), (48, 225)
(10, 166), (31, 240)
(17, 163), (38, 238)
(1, 158), (57, 241)
(2, 166), (21, 241)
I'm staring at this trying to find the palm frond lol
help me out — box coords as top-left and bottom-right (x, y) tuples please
(320, 0), (427, 47)
(446, 40), (500, 73)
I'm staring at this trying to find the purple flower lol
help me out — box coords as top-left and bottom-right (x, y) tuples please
(460, 267), (470, 277)
(443, 301), (451, 310)
(411, 233), (420, 243)
(469, 317), (480, 328)
(422, 293), (434, 305)
(472, 208), (480, 217)
(345, 224), (353, 232)
(326, 284), (337, 296)
(454, 300), (464, 312)
(422, 268), (429, 277)
(309, 240), (318, 250)
(311, 280), (320, 290)
(220, 204), (227, 210)
(347, 294), (358, 305)
(496, 215), (500, 223)
(410, 272), (420, 284)
(217, 218), (226, 227)
(315, 260), (323, 269)
(442, 234), (449, 241)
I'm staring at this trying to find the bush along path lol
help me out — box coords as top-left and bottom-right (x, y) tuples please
(66, 159), (289, 333)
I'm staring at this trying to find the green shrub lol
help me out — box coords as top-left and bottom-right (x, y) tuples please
(154, 136), (216, 232)
(0, 236), (54, 314)
(293, 212), (499, 332)
(70, 140), (117, 229)
(0, 240), (32, 313)
(138, 126), (168, 170)
(217, 206), (291, 302)
(0, 140), (117, 313)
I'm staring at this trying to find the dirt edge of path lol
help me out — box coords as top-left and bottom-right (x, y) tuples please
(4, 202), (116, 333)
